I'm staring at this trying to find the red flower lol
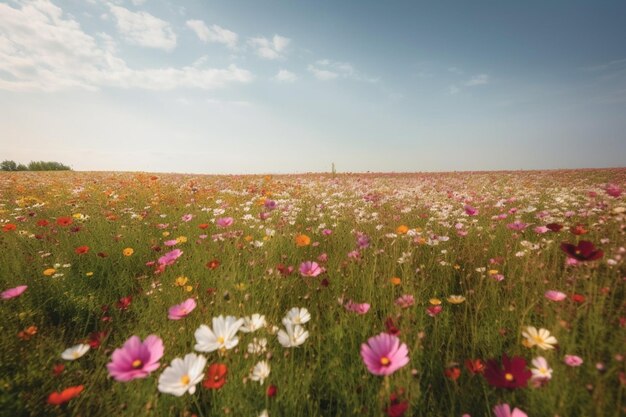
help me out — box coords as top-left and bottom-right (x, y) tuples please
(546, 223), (563, 232)
(571, 293), (586, 304)
(52, 364), (65, 376)
(202, 363), (227, 390)
(206, 259), (220, 270)
(560, 240), (603, 261)
(465, 358), (486, 375)
(198, 223), (209, 229)
(276, 263), (294, 276)
(483, 355), (531, 389)
(386, 389), (408, 417)
(74, 245), (90, 255)
(570, 224), (588, 235)
(266, 384), (277, 397)
(36, 219), (50, 227)
(56, 217), (73, 227)
(47, 385), (84, 405)
(2, 223), (17, 232)
(116, 296), (132, 310)
(385, 317), (400, 336)
(444, 366), (461, 381)
(88, 331), (107, 349)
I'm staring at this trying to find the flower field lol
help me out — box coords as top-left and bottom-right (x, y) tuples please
(1, 170), (625, 416)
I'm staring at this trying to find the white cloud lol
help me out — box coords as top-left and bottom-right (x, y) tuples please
(186, 20), (238, 49)
(307, 59), (377, 82)
(108, 3), (176, 51)
(465, 74), (490, 86)
(446, 85), (460, 95)
(273, 69), (297, 83)
(131, 0), (147, 5)
(0, 1), (253, 92)
(248, 35), (290, 60)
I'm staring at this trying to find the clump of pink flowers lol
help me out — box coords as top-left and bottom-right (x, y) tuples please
(344, 300), (370, 315)
(107, 335), (164, 382)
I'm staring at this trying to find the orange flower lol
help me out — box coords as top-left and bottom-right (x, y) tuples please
(123, 248), (134, 257)
(43, 268), (56, 276)
(203, 363), (228, 390)
(390, 277), (402, 286)
(396, 225), (409, 234)
(444, 366), (461, 381)
(198, 223), (209, 229)
(206, 259), (220, 270)
(56, 217), (73, 227)
(18, 325), (38, 340)
(295, 234), (311, 247)
(2, 223), (17, 232)
(74, 245), (90, 255)
(47, 385), (84, 405)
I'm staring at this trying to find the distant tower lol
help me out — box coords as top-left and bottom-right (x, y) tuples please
(331, 162), (336, 177)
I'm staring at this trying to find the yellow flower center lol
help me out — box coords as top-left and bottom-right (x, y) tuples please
(380, 356), (391, 366)
(504, 373), (514, 381)
(533, 335), (544, 344)
(180, 374), (190, 385)
(72, 352), (80, 359)
(132, 359), (143, 369)
(217, 336), (225, 345)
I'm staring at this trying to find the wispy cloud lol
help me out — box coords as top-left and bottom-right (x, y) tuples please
(186, 20), (238, 49)
(0, 1), (253, 92)
(248, 35), (290, 60)
(273, 69), (297, 83)
(307, 59), (378, 82)
(581, 58), (626, 72)
(108, 3), (176, 51)
(465, 74), (490, 86)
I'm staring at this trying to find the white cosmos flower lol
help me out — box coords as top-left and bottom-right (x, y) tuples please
(158, 353), (206, 396)
(531, 356), (553, 380)
(283, 307), (311, 326)
(258, 410), (269, 417)
(194, 315), (244, 352)
(249, 360), (270, 385)
(240, 314), (267, 333)
(247, 337), (268, 355)
(277, 322), (309, 348)
(61, 344), (90, 360)
(522, 326), (558, 350)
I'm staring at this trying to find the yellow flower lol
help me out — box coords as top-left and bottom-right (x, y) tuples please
(244, 235), (253, 242)
(488, 269), (499, 275)
(162, 231), (170, 237)
(43, 268), (56, 276)
(295, 234), (311, 247)
(447, 295), (466, 304)
(176, 236), (187, 244)
(86, 272), (94, 277)
(185, 285), (193, 292)
(396, 225), (409, 234)
(72, 213), (83, 219)
(390, 277), (402, 286)
(429, 298), (442, 305)
(234, 283), (247, 291)
(175, 276), (189, 287)
(123, 248), (134, 257)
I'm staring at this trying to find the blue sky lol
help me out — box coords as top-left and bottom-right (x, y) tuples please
(1, 0), (625, 173)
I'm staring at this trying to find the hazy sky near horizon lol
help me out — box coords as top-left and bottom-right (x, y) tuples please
(1, 0), (625, 174)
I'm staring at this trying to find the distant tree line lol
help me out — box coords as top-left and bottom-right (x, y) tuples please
(1, 160), (72, 171)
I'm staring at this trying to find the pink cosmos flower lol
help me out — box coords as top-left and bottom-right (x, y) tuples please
(168, 298), (197, 320)
(360, 332), (409, 376)
(344, 300), (370, 315)
(216, 217), (234, 228)
(181, 214), (193, 222)
(106, 335), (164, 382)
(158, 249), (183, 266)
(322, 229), (333, 236)
(464, 205), (478, 216)
(564, 355), (583, 367)
(299, 261), (323, 277)
(605, 183), (622, 198)
(544, 290), (566, 302)
(493, 403), (527, 417)
(163, 239), (178, 246)
(1, 285), (27, 300)
(426, 305), (443, 317)
(394, 294), (415, 309)
(534, 226), (549, 234)
(507, 221), (528, 231)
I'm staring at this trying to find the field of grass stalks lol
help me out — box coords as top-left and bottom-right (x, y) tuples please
(0, 170), (624, 417)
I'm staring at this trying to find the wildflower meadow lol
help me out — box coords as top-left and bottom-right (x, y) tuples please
(1, 169), (625, 417)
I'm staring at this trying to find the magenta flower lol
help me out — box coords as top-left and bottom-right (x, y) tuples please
(426, 305), (443, 317)
(299, 261), (323, 277)
(106, 335), (164, 382)
(360, 332), (409, 376)
(464, 205), (478, 216)
(493, 403), (527, 417)
(1, 285), (27, 300)
(163, 239), (178, 247)
(158, 249), (183, 266)
(168, 298), (197, 320)
(507, 221), (528, 231)
(344, 300), (370, 315)
(564, 355), (583, 367)
(605, 183), (622, 198)
(216, 217), (234, 228)
(181, 214), (193, 222)
(544, 290), (566, 302)
(534, 226), (549, 234)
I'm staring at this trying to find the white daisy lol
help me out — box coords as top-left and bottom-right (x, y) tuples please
(61, 344), (90, 361)
(249, 360), (270, 385)
(247, 337), (268, 355)
(158, 353), (206, 396)
(531, 356), (553, 380)
(283, 307), (311, 326)
(194, 315), (244, 352)
(522, 326), (558, 350)
(240, 314), (267, 333)
(277, 322), (309, 348)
